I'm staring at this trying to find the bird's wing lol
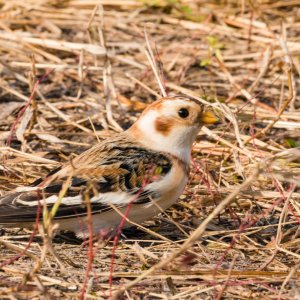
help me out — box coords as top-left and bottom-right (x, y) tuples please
(0, 137), (173, 223)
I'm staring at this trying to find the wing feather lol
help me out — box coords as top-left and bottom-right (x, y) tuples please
(0, 136), (172, 224)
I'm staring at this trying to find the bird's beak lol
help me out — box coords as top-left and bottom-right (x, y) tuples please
(201, 108), (219, 124)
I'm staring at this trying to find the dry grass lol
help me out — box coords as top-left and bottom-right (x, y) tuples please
(0, 0), (300, 299)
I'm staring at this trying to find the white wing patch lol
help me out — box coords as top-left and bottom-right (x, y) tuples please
(15, 186), (39, 192)
(15, 191), (135, 207)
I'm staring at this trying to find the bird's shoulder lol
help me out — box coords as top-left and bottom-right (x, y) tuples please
(60, 133), (175, 181)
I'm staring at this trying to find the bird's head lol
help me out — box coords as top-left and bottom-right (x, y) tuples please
(127, 96), (219, 163)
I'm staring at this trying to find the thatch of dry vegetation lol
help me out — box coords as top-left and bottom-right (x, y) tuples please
(0, 0), (300, 299)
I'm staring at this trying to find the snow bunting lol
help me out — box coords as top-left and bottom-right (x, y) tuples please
(0, 96), (218, 238)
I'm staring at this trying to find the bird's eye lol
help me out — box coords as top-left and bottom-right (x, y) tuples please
(178, 108), (189, 118)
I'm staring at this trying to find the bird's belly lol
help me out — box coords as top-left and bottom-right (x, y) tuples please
(60, 176), (187, 238)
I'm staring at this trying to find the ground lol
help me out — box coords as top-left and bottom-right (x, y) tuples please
(0, 0), (300, 299)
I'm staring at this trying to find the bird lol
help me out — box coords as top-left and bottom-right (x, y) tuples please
(0, 96), (218, 238)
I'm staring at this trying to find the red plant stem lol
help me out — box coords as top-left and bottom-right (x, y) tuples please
(109, 167), (156, 297)
(213, 182), (296, 277)
(191, 158), (215, 199)
(215, 254), (238, 300)
(0, 190), (41, 268)
(288, 203), (300, 224)
(109, 189), (145, 297)
(7, 69), (54, 146)
(79, 193), (94, 300)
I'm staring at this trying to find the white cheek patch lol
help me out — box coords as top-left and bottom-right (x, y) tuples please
(134, 108), (196, 164)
